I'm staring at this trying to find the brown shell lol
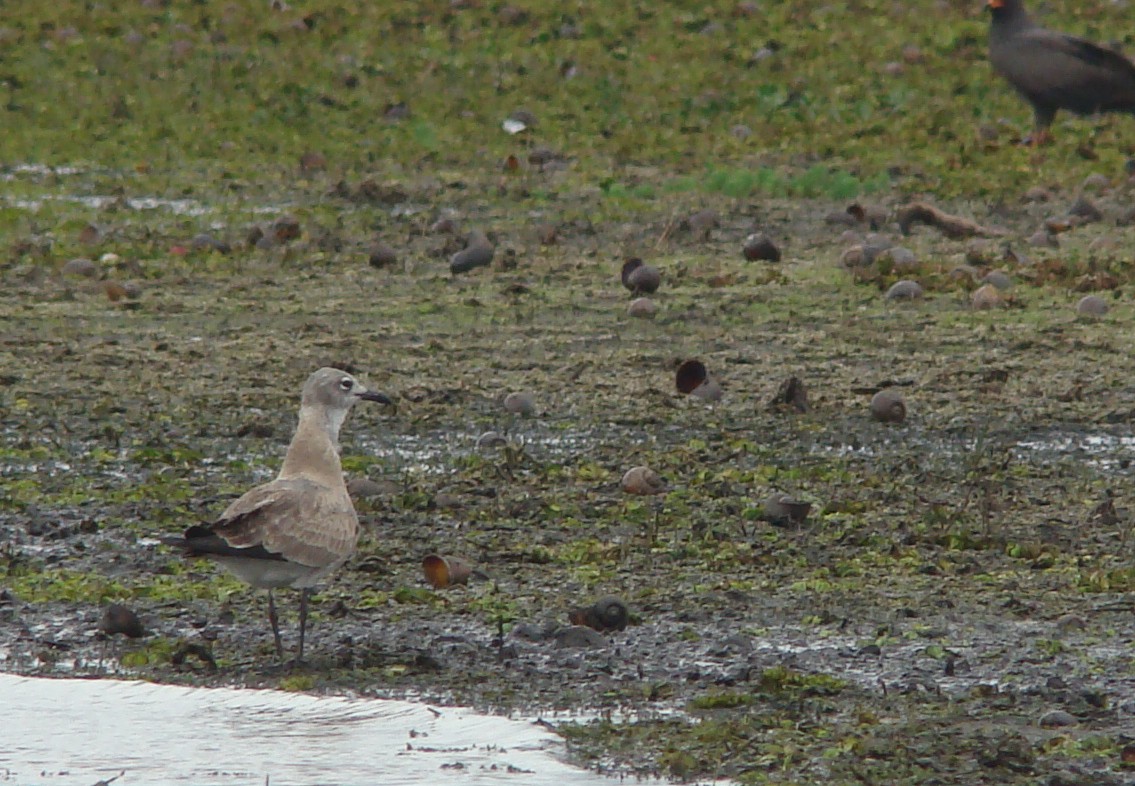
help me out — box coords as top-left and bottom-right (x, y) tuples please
(675, 359), (709, 394)
(423, 554), (474, 589)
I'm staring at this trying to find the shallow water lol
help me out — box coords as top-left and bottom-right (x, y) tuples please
(0, 674), (616, 786)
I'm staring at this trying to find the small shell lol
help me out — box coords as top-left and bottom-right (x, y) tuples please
(503, 391), (536, 417)
(884, 280), (923, 300)
(621, 466), (666, 496)
(627, 297), (656, 318)
(62, 258), (99, 278)
(1075, 294), (1108, 318)
(981, 270), (1012, 291)
(870, 390), (906, 423)
(568, 596), (629, 632)
(476, 430), (508, 448)
(690, 377), (724, 401)
(762, 493), (812, 525)
(621, 257), (661, 294)
(675, 359), (708, 393)
(742, 233), (781, 262)
(450, 243), (494, 274)
(971, 283), (1003, 310)
(422, 554), (474, 589)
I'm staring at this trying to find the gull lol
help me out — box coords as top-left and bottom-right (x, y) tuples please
(163, 367), (392, 663)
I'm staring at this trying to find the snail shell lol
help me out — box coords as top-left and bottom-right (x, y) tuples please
(568, 596), (629, 632)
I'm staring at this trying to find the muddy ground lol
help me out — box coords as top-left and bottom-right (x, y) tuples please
(3, 165), (1135, 785)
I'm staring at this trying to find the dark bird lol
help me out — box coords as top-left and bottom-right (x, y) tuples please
(989, 0), (1135, 144)
(163, 368), (392, 664)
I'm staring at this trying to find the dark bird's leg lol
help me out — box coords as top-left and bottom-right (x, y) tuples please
(296, 588), (311, 664)
(267, 590), (284, 660)
(1025, 105), (1057, 146)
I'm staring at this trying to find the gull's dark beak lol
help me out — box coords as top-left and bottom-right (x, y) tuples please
(359, 389), (394, 405)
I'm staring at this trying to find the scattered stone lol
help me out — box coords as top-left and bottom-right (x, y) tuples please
(1068, 196), (1102, 223)
(1080, 173), (1110, 192)
(568, 596), (629, 632)
(742, 233), (781, 262)
(78, 223), (102, 245)
(981, 270), (1013, 291)
(1055, 614), (1087, 632)
(503, 391), (536, 417)
(768, 376), (809, 413)
(885, 280), (923, 300)
(191, 233), (232, 254)
(1087, 235), (1117, 255)
(971, 283), (1004, 310)
(621, 257), (661, 294)
(103, 281), (128, 302)
(840, 245), (868, 268)
(883, 246), (917, 271)
(299, 151), (327, 173)
(368, 241), (397, 268)
(1026, 227), (1057, 247)
(870, 390), (906, 423)
(346, 477), (398, 498)
(1075, 294), (1109, 318)
(534, 222), (558, 245)
(62, 258), (98, 278)
(965, 240), (998, 266)
(1038, 710), (1078, 729)
(627, 297), (656, 318)
(554, 625), (607, 649)
(687, 208), (719, 238)
(99, 604), (145, 639)
(271, 215), (301, 244)
(384, 103), (410, 121)
(621, 466), (666, 496)
(430, 217), (458, 234)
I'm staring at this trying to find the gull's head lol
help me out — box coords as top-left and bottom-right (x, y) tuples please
(302, 367), (393, 413)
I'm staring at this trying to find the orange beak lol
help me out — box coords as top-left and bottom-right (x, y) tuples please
(987, 0), (1005, 7)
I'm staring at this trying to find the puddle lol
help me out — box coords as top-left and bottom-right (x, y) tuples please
(0, 674), (621, 786)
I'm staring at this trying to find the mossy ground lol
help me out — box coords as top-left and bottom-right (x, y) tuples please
(3, 1), (1135, 784)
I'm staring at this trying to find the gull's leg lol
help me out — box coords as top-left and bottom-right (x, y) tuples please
(267, 590), (283, 660)
(296, 588), (310, 664)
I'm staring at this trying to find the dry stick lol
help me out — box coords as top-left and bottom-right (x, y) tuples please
(655, 211), (679, 248)
(896, 202), (1008, 239)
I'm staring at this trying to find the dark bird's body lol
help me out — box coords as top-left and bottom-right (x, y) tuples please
(989, 0), (1135, 142)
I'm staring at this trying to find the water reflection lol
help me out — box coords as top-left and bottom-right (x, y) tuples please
(0, 674), (615, 786)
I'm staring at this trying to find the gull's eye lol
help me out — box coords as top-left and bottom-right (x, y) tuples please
(339, 377), (354, 391)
